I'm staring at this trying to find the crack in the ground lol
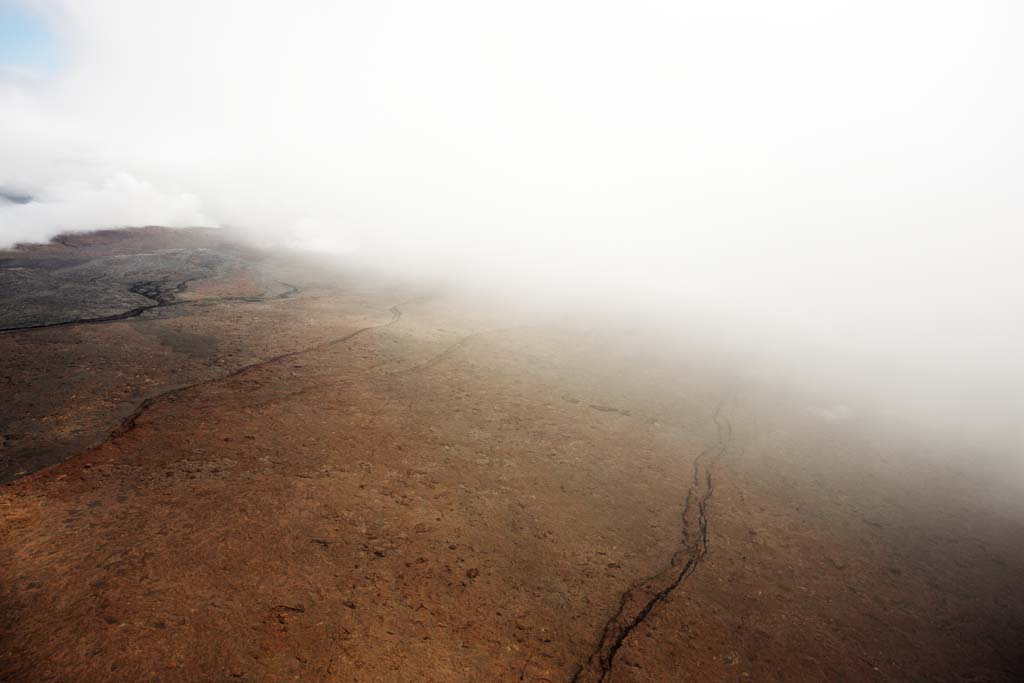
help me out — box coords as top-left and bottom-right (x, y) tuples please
(0, 275), (201, 333)
(105, 305), (403, 444)
(393, 331), (485, 375)
(1, 305), (404, 481)
(0, 278), (301, 333)
(391, 325), (523, 376)
(571, 402), (732, 683)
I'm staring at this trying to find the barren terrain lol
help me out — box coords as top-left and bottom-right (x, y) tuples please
(1, 228), (1022, 681)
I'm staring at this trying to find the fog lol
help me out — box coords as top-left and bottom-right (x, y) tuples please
(1, 1), (1022, 454)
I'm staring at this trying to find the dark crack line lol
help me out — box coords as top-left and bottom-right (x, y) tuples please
(0, 276), (201, 333)
(571, 402), (732, 683)
(393, 332), (482, 375)
(129, 276), (202, 305)
(0, 305), (405, 483)
(0, 278), (302, 334)
(4, 293), (401, 484)
(105, 305), (403, 443)
(391, 325), (523, 376)
(272, 281), (300, 299)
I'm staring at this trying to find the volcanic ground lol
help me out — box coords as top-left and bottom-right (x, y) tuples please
(1, 227), (1022, 682)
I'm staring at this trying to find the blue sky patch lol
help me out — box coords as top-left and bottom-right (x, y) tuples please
(0, 2), (59, 70)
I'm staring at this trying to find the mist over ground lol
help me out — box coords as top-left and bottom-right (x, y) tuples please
(1, 1), (1021, 456)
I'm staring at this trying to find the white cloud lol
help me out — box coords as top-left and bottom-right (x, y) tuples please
(0, 172), (213, 245)
(1, 1), (1022, 451)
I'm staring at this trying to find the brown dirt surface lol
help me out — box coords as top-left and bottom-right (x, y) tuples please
(1, 228), (1022, 682)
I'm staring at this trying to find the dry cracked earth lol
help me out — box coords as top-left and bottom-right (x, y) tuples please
(1, 227), (1022, 682)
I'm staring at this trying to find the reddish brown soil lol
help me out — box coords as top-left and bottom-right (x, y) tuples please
(1, 229), (1022, 682)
